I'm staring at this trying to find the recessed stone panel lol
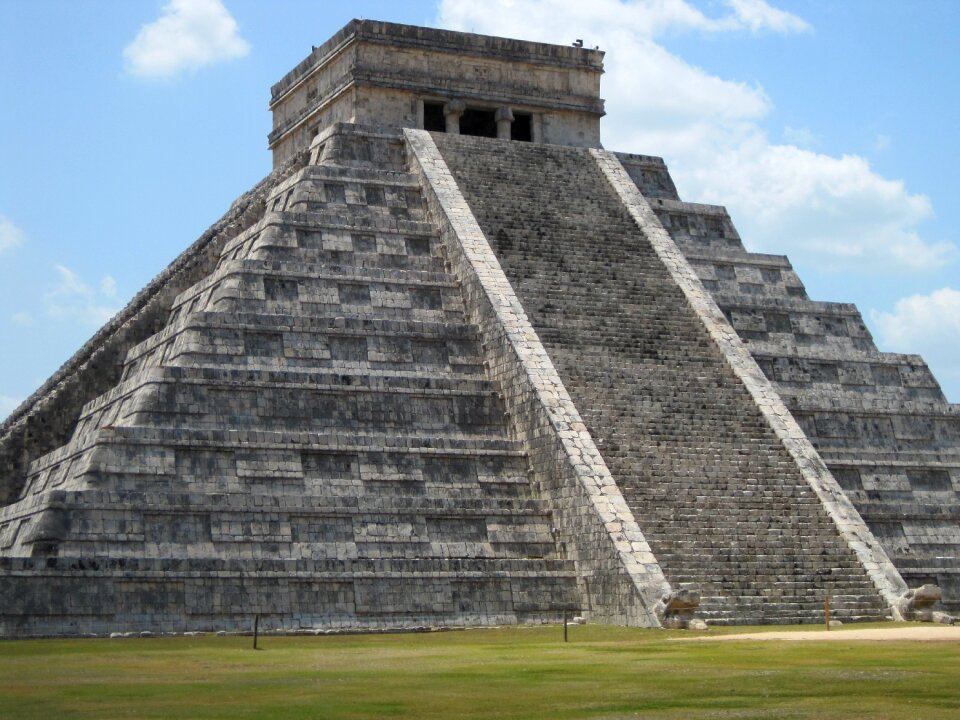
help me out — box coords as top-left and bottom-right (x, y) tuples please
(143, 513), (210, 544)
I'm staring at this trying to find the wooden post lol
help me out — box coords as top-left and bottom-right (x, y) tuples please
(563, 611), (568, 643)
(824, 596), (830, 631)
(253, 613), (260, 649)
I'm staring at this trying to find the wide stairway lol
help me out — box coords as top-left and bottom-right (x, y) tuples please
(435, 133), (888, 625)
(0, 126), (579, 636)
(642, 183), (960, 614)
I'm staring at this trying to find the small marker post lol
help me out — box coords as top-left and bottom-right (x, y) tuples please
(824, 597), (830, 631)
(563, 611), (568, 643)
(253, 613), (260, 649)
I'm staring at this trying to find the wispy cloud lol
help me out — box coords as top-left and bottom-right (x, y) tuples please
(0, 214), (25, 253)
(123, 0), (250, 79)
(44, 265), (120, 327)
(436, 0), (955, 273)
(12, 312), (33, 326)
(783, 126), (818, 149)
(725, 0), (810, 34)
(440, 0), (807, 39)
(689, 146), (953, 272)
(872, 287), (960, 350)
(872, 288), (960, 400)
(100, 275), (118, 298)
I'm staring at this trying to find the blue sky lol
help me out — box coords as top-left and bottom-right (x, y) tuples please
(1, 0), (958, 418)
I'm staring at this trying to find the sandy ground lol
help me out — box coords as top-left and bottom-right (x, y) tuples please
(679, 625), (960, 642)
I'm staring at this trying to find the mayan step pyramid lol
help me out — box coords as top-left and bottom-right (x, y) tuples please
(0, 20), (955, 637)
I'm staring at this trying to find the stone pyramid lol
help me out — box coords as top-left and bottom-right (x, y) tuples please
(0, 20), (955, 636)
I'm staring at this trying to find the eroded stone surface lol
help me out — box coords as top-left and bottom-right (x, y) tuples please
(2, 19), (956, 636)
(0, 126), (582, 636)
(648, 182), (960, 613)
(433, 132), (895, 625)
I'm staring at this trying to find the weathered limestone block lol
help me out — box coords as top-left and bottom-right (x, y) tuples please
(896, 585), (955, 624)
(0, 125), (582, 637)
(431, 131), (899, 625)
(656, 589), (705, 630)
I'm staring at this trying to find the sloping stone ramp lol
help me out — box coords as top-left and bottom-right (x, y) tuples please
(432, 132), (898, 625)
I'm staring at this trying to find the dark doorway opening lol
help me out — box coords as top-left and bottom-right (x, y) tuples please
(460, 108), (497, 138)
(511, 113), (532, 142)
(424, 102), (445, 132)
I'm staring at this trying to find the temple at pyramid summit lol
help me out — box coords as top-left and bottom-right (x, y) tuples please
(2, 20), (958, 637)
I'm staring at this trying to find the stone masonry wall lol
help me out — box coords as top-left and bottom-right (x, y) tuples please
(435, 132), (896, 624)
(592, 150), (906, 609)
(0, 152), (308, 508)
(406, 129), (670, 626)
(0, 125), (581, 637)
(269, 20), (604, 166)
(653, 195), (960, 611)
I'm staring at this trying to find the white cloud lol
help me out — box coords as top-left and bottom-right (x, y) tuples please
(783, 126), (817, 149)
(44, 265), (120, 327)
(0, 214), (25, 253)
(12, 312), (33, 326)
(123, 0), (250, 79)
(685, 143), (953, 271)
(0, 395), (23, 420)
(726, 0), (809, 34)
(439, 0), (806, 39)
(872, 288), (960, 401)
(436, 0), (955, 274)
(100, 275), (118, 298)
(872, 288), (960, 349)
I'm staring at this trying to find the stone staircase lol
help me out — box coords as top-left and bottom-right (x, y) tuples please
(435, 133), (889, 625)
(0, 126), (579, 636)
(646, 191), (960, 614)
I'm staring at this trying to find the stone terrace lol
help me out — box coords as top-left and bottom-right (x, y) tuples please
(650, 195), (960, 612)
(435, 132), (888, 625)
(0, 127), (580, 636)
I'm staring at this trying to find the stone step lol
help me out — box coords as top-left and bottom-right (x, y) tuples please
(293, 163), (421, 188)
(52, 540), (561, 562)
(22, 487), (548, 513)
(121, 383), (507, 435)
(79, 365), (500, 419)
(792, 413), (960, 454)
(23, 425), (527, 482)
(288, 200), (425, 223)
(286, 175), (424, 207)
(19, 446), (534, 501)
(15, 489), (561, 561)
(682, 249), (794, 271)
(777, 386), (948, 412)
(0, 554), (580, 591)
(68, 370), (515, 451)
(168, 258), (465, 320)
(819, 447), (960, 466)
(435, 132), (889, 624)
(219, 213), (440, 262)
(309, 123), (410, 172)
(857, 501), (960, 519)
(123, 311), (485, 373)
(244, 232), (448, 274)
(270, 209), (437, 238)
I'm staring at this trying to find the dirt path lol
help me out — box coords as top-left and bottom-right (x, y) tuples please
(678, 625), (960, 642)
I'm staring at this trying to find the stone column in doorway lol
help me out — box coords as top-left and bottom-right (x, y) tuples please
(496, 108), (515, 140)
(444, 99), (466, 134)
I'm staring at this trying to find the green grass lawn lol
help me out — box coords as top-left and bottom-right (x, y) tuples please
(1, 623), (958, 719)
